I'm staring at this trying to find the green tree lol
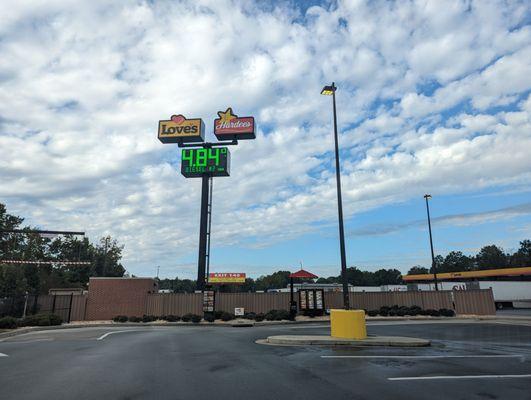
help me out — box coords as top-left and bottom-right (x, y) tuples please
(0, 264), (28, 297)
(255, 270), (292, 291)
(440, 251), (474, 272)
(372, 268), (403, 285)
(476, 245), (508, 270)
(509, 240), (531, 267)
(407, 266), (429, 275)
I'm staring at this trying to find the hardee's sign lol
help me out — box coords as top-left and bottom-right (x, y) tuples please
(158, 114), (205, 144)
(214, 108), (255, 140)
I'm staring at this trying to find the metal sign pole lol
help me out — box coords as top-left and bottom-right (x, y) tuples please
(197, 174), (210, 291)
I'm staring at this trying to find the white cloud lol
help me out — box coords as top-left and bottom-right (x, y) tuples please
(0, 0), (530, 277)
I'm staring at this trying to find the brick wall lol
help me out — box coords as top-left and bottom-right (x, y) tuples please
(85, 278), (158, 320)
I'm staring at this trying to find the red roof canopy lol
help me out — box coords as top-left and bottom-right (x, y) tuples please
(289, 269), (318, 279)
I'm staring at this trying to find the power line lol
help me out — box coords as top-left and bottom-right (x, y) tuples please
(0, 260), (91, 265)
(0, 229), (85, 236)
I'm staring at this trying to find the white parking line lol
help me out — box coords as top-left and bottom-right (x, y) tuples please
(288, 325), (330, 329)
(322, 355), (523, 359)
(96, 330), (144, 341)
(0, 353), (8, 357)
(389, 374), (531, 381)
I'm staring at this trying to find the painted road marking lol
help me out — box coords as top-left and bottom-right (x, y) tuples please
(2, 338), (54, 344)
(388, 374), (531, 381)
(322, 355), (523, 359)
(96, 330), (145, 341)
(0, 353), (8, 357)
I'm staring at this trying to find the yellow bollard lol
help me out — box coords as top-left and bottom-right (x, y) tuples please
(330, 309), (367, 339)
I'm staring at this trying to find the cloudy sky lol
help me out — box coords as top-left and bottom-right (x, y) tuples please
(1, 0), (530, 279)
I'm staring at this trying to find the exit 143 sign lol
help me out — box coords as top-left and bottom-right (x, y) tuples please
(181, 147), (231, 178)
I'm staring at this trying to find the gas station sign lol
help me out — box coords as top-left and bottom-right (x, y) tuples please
(181, 147), (230, 178)
(158, 114), (205, 144)
(214, 107), (255, 140)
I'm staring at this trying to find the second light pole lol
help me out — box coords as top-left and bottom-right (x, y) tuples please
(321, 82), (350, 310)
(424, 194), (439, 291)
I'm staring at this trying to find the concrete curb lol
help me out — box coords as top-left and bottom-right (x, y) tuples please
(264, 335), (431, 347)
(2, 315), (528, 340)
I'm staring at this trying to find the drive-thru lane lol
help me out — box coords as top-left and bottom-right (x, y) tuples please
(1, 321), (530, 400)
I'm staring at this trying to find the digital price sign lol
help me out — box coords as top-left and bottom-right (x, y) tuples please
(181, 147), (231, 178)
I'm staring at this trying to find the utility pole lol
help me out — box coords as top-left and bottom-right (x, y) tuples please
(102, 236), (109, 276)
(424, 194), (439, 291)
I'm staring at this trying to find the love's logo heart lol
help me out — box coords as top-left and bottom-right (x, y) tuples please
(171, 115), (186, 124)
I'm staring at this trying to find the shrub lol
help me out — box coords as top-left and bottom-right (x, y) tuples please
(264, 310), (277, 321)
(204, 314), (215, 323)
(128, 316), (142, 322)
(426, 309), (440, 317)
(254, 313), (265, 322)
(214, 311), (223, 320)
(18, 314), (62, 327)
(274, 310), (290, 321)
(439, 308), (455, 317)
(379, 308), (389, 317)
(243, 312), (256, 320)
(181, 313), (194, 322)
(0, 316), (17, 329)
(367, 310), (378, 317)
(113, 315), (128, 323)
(190, 314), (202, 323)
(164, 315), (180, 322)
(220, 312), (235, 322)
(142, 315), (157, 323)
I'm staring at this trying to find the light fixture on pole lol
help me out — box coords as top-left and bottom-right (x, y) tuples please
(321, 82), (350, 310)
(423, 194), (439, 291)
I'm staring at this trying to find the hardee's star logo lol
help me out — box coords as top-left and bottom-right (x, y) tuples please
(217, 107), (238, 124)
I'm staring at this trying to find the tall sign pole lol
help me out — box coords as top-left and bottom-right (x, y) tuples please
(197, 173), (210, 291)
(158, 108), (255, 293)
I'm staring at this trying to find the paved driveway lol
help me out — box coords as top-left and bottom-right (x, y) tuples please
(1, 320), (530, 400)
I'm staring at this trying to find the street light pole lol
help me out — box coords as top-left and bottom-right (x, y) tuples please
(322, 82), (350, 310)
(424, 194), (439, 291)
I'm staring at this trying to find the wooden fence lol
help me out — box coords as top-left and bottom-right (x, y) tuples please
(139, 289), (496, 319)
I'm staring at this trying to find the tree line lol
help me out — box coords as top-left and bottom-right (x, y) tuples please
(407, 240), (531, 275)
(157, 267), (404, 293)
(0, 203), (125, 297)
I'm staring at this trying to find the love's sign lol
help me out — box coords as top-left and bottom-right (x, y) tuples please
(158, 114), (205, 144)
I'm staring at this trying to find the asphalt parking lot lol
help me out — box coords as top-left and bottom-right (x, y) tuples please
(1, 320), (530, 400)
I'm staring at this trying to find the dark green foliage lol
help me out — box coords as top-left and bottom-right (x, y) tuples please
(204, 314), (215, 323)
(439, 308), (455, 317)
(19, 313), (62, 326)
(367, 310), (378, 317)
(0, 316), (17, 329)
(214, 311), (223, 319)
(220, 312), (235, 321)
(128, 316), (142, 322)
(142, 315), (156, 323)
(190, 314), (202, 323)
(254, 313), (265, 322)
(181, 313), (194, 322)
(0, 203), (126, 296)
(113, 315), (128, 323)
(425, 309), (440, 317)
(264, 309), (290, 321)
(243, 312), (256, 320)
(407, 266), (429, 275)
(163, 315), (180, 322)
